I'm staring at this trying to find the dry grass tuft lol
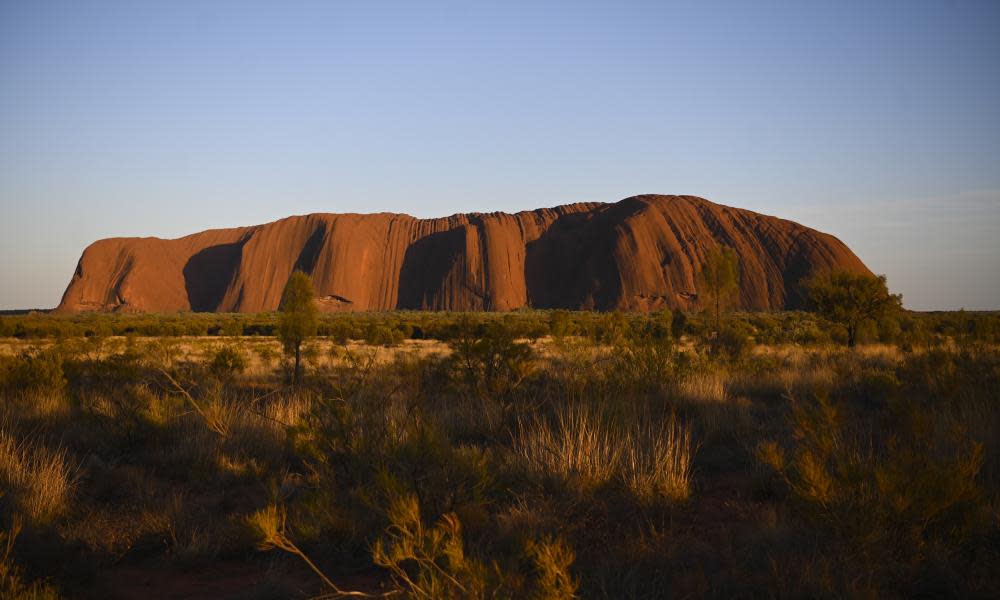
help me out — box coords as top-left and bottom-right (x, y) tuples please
(621, 415), (694, 502)
(0, 425), (78, 523)
(515, 405), (622, 490)
(678, 371), (729, 404)
(515, 405), (694, 501)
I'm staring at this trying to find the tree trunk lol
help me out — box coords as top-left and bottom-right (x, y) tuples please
(294, 342), (301, 384)
(847, 324), (857, 348)
(716, 293), (721, 333)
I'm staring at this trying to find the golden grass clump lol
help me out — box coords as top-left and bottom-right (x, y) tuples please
(514, 405), (622, 490)
(621, 416), (694, 503)
(0, 426), (77, 523)
(525, 536), (579, 599)
(677, 371), (729, 404)
(515, 405), (694, 501)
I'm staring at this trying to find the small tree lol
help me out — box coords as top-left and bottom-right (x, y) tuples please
(697, 246), (740, 333)
(803, 270), (902, 347)
(278, 271), (318, 384)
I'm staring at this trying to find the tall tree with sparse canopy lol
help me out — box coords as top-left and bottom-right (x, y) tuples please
(278, 271), (318, 384)
(697, 245), (740, 333)
(803, 270), (902, 347)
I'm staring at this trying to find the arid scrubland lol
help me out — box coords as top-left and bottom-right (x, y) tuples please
(0, 310), (998, 598)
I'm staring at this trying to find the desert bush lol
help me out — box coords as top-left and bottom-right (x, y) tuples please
(589, 312), (630, 346)
(294, 356), (409, 473)
(254, 344), (277, 371)
(365, 324), (404, 347)
(388, 428), (495, 519)
(670, 310), (689, 339)
(548, 310), (572, 342)
(291, 354), (466, 510)
(895, 347), (1000, 485)
(711, 321), (754, 361)
(775, 312), (830, 345)
(756, 391), (991, 589)
(143, 337), (183, 370)
(322, 319), (355, 344)
(897, 346), (998, 405)
(208, 345), (248, 378)
(611, 337), (676, 396)
(748, 314), (782, 345)
(876, 314), (902, 344)
(224, 393), (309, 468)
(845, 366), (900, 407)
(0, 350), (66, 394)
(221, 319), (244, 337)
(449, 319), (534, 401)
(302, 342), (323, 371)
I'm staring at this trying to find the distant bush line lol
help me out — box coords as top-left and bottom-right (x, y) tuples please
(2, 309), (998, 347)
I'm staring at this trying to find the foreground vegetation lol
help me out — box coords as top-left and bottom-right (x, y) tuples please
(1, 308), (999, 598)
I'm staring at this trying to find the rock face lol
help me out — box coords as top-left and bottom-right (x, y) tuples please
(56, 195), (871, 313)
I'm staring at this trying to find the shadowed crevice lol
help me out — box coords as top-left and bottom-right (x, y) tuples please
(397, 229), (467, 310)
(183, 241), (246, 311)
(293, 225), (327, 274)
(525, 202), (640, 310)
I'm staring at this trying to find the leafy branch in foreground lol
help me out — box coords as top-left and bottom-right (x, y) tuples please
(372, 493), (491, 599)
(248, 504), (397, 598)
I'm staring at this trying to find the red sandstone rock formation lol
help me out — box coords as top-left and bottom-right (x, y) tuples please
(56, 195), (870, 313)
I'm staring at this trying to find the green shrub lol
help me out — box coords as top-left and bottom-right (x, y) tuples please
(0, 350), (66, 393)
(671, 310), (689, 338)
(757, 392), (990, 587)
(448, 319), (534, 401)
(221, 319), (244, 337)
(612, 328), (676, 394)
(548, 310), (571, 341)
(302, 343), (323, 370)
(255, 344), (277, 369)
(365, 324), (404, 347)
(208, 345), (247, 378)
(712, 323), (753, 361)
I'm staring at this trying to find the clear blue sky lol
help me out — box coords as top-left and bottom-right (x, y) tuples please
(2, 0), (998, 310)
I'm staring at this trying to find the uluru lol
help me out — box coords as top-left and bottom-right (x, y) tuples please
(56, 195), (870, 314)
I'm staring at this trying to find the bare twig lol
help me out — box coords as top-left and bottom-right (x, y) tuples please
(156, 367), (229, 437)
